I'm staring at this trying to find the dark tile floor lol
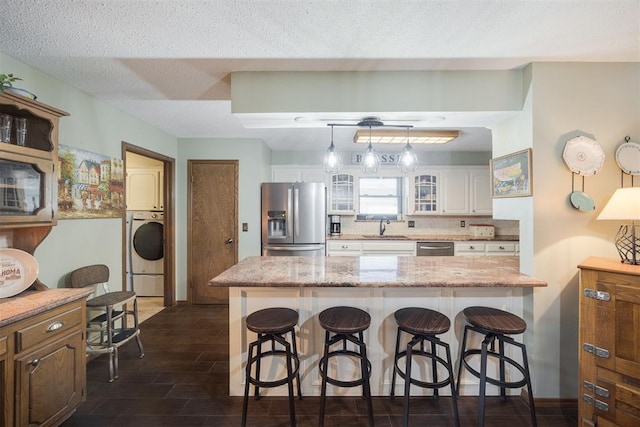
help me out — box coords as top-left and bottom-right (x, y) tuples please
(62, 304), (578, 426)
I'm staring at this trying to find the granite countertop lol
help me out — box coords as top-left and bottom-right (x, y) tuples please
(0, 288), (93, 328)
(328, 234), (519, 241)
(210, 256), (546, 288)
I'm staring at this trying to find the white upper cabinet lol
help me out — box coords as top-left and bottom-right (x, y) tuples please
(126, 166), (163, 211)
(328, 172), (356, 214)
(470, 169), (493, 215)
(409, 172), (439, 215)
(440, 170), (470, 215)
(410, 166), (491, 216)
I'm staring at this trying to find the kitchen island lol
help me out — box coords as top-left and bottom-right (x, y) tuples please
(210, 255), (546, 397)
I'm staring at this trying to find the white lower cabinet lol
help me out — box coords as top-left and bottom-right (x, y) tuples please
(327, 240), (416, 256)
(455, 241), (518, 256)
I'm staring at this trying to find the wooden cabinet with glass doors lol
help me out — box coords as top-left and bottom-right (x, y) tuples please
(0, 92), (68, 227)
(578, 257), (640, 427)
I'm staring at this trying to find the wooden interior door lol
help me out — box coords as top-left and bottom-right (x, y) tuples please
(188, 160), (238, 304)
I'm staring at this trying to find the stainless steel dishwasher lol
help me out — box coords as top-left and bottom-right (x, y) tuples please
(416, 241), (455, 256)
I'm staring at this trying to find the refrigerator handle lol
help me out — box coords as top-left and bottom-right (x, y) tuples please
(287, 187), (293, 238)
(294, 187), (300, 238)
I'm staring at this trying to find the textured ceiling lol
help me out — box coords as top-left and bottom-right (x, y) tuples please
(0, 0), (638, 152)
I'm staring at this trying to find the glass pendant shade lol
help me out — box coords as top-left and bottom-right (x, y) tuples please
(322, 142), (342, 174)
(361, 141), (380, 173)
(323, 126), (342, 174)
(398, 141), (418, 173)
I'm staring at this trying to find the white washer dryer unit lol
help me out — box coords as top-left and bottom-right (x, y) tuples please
(130, 211), (164, 274)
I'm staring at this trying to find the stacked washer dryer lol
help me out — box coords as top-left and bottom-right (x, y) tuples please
(130, 211), (164, 296)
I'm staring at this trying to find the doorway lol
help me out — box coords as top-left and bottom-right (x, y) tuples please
(122, 142), (176, 307)
(187, 160), (238, 304)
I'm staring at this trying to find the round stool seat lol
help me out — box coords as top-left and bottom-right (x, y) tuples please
(319, 306), (371, 334)
(462, 306), (526, 335)
(394, 307), (450, 336)
(246, 307), (299, 334)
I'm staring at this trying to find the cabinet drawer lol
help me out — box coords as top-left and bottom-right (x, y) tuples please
(15, 306), (82, 353)
(327, 241), (361, 251)
(486, 243), (516, 253)
(455, 243), (485, 253)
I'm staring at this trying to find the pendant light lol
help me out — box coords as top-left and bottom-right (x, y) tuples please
(360, 125), (380, 174)
(322, 125), (343, 174)
(398, 126), (418, 173)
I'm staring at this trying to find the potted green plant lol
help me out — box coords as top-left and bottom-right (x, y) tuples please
(0, 73), (37, 100)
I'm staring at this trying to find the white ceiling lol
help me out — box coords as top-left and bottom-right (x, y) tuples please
(0, 0), (638, 152)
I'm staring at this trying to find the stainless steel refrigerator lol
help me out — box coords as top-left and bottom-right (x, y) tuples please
(261, 182), (326, 256)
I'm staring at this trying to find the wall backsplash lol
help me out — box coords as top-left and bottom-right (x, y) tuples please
(338, 216), (519, 238)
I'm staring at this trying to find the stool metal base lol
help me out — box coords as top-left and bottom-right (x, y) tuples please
(390, 328), (460, 427)
(456, 324), (536, 427)
(319, 330), (374, 427)
(242, 329), (301, 427)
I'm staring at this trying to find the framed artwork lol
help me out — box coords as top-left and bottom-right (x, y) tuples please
(57, 145), (125, 219)
(490, 148), (532, 198)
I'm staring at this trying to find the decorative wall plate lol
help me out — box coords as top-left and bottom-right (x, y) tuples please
(615, 141), (640, 175)
(562, 136), (605, 175)
(0, 248), (39, 298)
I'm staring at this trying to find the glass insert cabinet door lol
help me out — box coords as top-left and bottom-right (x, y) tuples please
(329, 173), (355, 213)
(413, 174), (438, 214)
(0, 155), (53, 225)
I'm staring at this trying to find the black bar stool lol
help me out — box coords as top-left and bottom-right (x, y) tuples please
(456, 306), (536, 427)
(318, 306), (374, 427)
(390, 307), (459, 427)
(242, 307), (302, 427)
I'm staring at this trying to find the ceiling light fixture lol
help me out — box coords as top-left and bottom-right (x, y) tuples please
(353, 129), (459, 145)
(398, 127), (418, 173)
(322, 125), (342, 174)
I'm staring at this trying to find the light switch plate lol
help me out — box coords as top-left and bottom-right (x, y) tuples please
(242, 223), (248, 232)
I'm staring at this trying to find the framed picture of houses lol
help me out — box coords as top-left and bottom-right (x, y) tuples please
(57, 145), (124, 219)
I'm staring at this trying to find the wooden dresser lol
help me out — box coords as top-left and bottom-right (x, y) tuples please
(578, 257), (640, 426)
(1, 289), (92, 426)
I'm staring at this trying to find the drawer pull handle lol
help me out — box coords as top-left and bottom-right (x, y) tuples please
(341, 245), (348, 249)
(31, 358), (40, 367)
(499, 246), (505, 250)
(583, 288), (611, 301)
(583, 380), (594, 391)
(595, 386), (610, 398)
(595, 347), (610, 359)
(46, 321), (64, 332)
(583, 394), (594, 405)
(595, 399), (609, 412)
(583, 343), (595, 354)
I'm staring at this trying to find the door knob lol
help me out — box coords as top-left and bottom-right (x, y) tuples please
(226, 238), (234, 244)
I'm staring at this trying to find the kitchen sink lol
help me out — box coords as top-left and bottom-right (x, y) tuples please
(361, 235), (409, 239)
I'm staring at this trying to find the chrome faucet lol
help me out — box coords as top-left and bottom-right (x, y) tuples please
(379, 216), (390, 236)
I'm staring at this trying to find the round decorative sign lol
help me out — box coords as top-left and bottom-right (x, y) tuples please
(0, 248), (39, 298)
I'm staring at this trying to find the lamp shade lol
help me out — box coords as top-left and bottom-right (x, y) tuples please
(597, 187), (640, 220)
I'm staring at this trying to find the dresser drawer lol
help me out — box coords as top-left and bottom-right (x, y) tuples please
(15, 306), (82, 353)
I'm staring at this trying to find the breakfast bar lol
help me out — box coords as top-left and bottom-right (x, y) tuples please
(210, 255), (547, 397)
